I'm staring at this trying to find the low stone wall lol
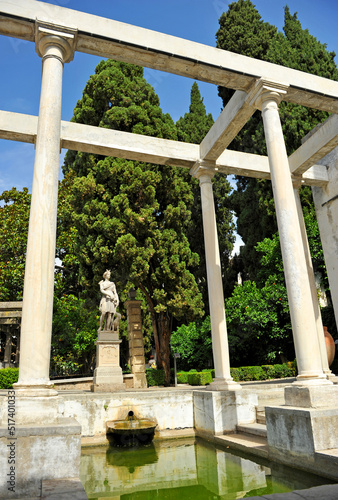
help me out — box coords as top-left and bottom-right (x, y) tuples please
(53, 374), (134, 391)
(58, 389), (195, 439)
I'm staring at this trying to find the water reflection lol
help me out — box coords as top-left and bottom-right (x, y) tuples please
(80, 437), (329, 499)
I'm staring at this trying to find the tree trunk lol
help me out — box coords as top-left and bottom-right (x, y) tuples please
(157, 311), (172, 386)
(140, 285), (172, 386)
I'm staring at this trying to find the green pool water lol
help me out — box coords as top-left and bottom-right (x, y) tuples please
(80, 437), (332, 499)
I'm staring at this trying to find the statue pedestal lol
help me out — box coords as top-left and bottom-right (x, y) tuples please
(91, 331), (125, 392)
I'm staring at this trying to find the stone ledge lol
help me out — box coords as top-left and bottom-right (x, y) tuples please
(0, 417), (81, 438)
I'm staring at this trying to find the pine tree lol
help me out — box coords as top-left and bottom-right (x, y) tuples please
(62, 60), (204, 385)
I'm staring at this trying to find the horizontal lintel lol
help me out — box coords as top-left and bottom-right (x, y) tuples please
(0, 110), (329, 186)
(200, 90), (256, 161)
(0, 1), (338, 113)
(289, 114), (338, 175)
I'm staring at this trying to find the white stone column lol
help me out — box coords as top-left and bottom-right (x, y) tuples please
(312, 147), (338, 335)
(252, 79), (330, 386)
(293, 185), (332, 377)
(14, 23), (77, 393)
(191, 165), (240, 390)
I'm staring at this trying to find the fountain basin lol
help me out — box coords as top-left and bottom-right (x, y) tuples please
(106, 411), (157, 447)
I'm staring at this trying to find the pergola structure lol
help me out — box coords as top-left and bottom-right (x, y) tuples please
(0, 302), (21, 368)
(0, 0), (338, 398)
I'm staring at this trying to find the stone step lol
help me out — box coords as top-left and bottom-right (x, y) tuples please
(214, 432), (268, 458)
(236, 422), (267, 438)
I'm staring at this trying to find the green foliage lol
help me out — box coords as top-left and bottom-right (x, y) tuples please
(187, 371), (212, 386)
(63, 60), (204, 385)
(229, 363), (294, 382)
(0, 188), (30, 301)
(176, 82), (214, 143)
(216, 0), (277, 109)
(176, 82), (235, 303)
(145, 368), (165, 387)
(177, 371), (189, 384)
(216, 1), (338, 280)
(176, 364), (294, 385)
(51, 294), (98, 376)
(170, 316), (212, 371)
(55, 171), (81, 297)
(225, 277), (293, 366)
(0, 368), (19, 389)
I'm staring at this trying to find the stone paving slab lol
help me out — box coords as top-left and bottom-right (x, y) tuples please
(211, 432), (269, 458)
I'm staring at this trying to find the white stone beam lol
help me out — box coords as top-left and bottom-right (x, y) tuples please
(0, 110), (329, 186)
(200, 90), (255, 161)
(0, 302), (22, 310)
(0, 110), (37, 144)
(214, 152), (328, 186)
(1, 1), (338, 113)
(289, 114), (338, 175)
(61, 121), (199, 169)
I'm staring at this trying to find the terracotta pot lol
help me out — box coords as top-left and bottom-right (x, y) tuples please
(323, 326), (335, 367)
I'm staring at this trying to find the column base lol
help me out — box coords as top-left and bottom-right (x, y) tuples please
(194, 389), (257, 435)
(12, 383), (58, 397)
(0, 417), (81, 499)
(206, 377), (242, 391)
(285, 384), (338, 408)
(293, 374), (333, 386)
(266, 405), (338, 457)
(1, 388), (59, 426)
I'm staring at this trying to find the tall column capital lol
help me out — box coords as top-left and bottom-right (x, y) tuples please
(35, 21), (77, 63)
(190, 160), (217, 183)
(249, 78), (289, 110)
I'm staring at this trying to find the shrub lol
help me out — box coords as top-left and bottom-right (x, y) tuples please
(187, 371), (212, 386)
(0, 368), (19, 389)
(230, 367), (240, 382)
(145, 368), (165, 387)
(261, 365), (275, 379)
(230, 363), (294, 382)
(177, 371), (189, 384)
(272, 363), (293, 378)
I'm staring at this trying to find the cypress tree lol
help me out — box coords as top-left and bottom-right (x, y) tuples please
(216, 1), (338, 280)
(62, 60), (204, 385)
(176, 82), (235, 302)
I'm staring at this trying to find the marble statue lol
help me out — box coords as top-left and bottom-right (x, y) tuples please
(98, 270), (120, 332)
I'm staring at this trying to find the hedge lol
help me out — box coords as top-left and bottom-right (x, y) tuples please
(144, 362), (296, 387)
(176, 363), (295, 386)
(187, 371), (213, 386)
(0, 368), (19, 389)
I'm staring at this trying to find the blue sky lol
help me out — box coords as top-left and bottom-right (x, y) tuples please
(0, 0), (337, 252)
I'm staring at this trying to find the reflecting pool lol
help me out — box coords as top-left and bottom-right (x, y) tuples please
(81, 437), (332, 499)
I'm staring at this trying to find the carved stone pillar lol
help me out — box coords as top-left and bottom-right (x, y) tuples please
(125, 295), (147, 389)
(191, 165), (241, 390)
(14, 23), (77, 403)
(251, 79), (330, 386)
